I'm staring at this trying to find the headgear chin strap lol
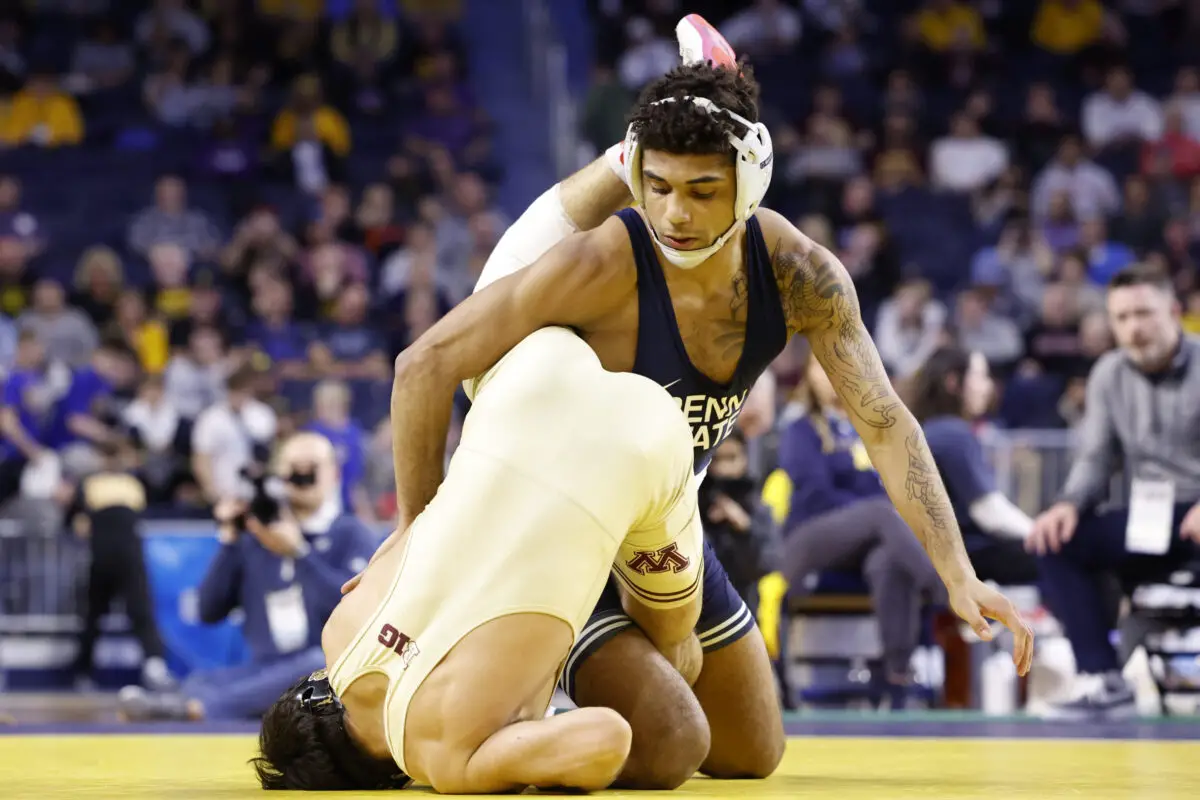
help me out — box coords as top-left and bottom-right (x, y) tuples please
(296, 668), (343, 716)
(624, 96), (773, 269)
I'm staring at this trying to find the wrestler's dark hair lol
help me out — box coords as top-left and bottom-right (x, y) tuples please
(626, 61), (760, 159)
(909, 346), (974, 423)
(251, 675), (409, 791)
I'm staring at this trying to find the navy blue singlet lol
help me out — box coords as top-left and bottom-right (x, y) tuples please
(616, 208), (789, 475)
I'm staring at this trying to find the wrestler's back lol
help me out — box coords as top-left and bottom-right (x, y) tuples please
(325, 327), (695, 781)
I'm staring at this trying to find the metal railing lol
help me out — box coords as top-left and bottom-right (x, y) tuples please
(980, 426), (1128, 514)
(522, 0), (580, 179)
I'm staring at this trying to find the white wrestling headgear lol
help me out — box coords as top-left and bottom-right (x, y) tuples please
(624, 95), (773, 269)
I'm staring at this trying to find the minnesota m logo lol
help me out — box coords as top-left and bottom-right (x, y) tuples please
(625, 543), (691, 575)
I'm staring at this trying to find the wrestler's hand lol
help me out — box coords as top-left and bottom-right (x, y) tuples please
(946, 577), (1035, 677)
(658, 632), (703, 687)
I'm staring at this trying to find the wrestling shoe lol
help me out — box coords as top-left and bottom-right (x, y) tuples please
(676, 13), (738, 70)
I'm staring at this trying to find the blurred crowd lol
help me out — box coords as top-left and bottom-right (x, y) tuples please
(0, 0), (502, 521)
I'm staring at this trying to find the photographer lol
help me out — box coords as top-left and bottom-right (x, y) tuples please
(117, 432), (380, 722)
(700, 430), (778, 611)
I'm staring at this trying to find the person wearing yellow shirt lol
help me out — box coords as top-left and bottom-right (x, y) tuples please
(915, 0), (986, 52)
(270, 74), (351, 157)
(1032, 0), (1104, 56)
(0, 73), (85, 148)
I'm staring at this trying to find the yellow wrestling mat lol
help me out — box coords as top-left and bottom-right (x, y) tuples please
(1, 735), (1197, 799)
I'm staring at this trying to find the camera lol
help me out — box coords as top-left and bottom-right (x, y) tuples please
(230, 463), (283, 529)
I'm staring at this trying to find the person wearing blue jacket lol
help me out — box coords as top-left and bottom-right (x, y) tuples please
(769, 353), (944, 705)
(117, 431), (381, 722)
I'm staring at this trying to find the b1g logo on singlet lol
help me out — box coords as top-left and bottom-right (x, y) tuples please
(625, 543), (692, 575)
(378, 623), (420, 668)
(674, 389), (750, 453)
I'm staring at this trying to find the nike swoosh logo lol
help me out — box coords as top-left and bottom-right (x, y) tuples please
(662, 379), (682, 390)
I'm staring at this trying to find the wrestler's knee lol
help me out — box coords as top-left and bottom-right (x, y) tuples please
(625, 696), (709, 789)
(703, 732), (784, 780)
(573, 630), (710, 789)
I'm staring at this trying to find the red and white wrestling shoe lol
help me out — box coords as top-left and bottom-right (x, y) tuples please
(675, 13), (738, 70)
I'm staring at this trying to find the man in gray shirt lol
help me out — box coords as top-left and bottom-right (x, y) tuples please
(1030, 265), (1200, 720)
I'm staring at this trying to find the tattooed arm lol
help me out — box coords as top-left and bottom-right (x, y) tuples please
(767, 222), (975, 587)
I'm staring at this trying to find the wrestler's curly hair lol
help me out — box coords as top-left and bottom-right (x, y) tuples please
(252, 675), (410, 791)
(626, 61), (761, 158)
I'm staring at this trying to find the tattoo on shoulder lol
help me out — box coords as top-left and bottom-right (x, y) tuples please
(773, 240), (901, 429)
(903, 430), (952, 532)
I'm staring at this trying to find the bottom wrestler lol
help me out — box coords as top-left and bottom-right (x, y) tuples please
(252, 327), (705, 793)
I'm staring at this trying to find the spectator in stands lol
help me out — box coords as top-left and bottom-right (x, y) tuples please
(145, 242), (195, 326)
(1083, 66), (1163, 155)
(1031, 0), (1105, 57)
(1018, 83), (1071, 174)
(874, 278), (947, 379)
(164, 325), (232, 419)
(1169, 67), (1200, 138)
(270, 74), (351, 158)
(721, 0), (803, 58)
(0, 175), (41, 253)
(58, 337), (139, 480)
(0, 330), (59, 505)
(129, 176), (221, 261)
(911, 348), (1040, 586)
(1112, 175), (1167, 255)
(17, 279), (98, 368)
(270, 114), (348, 196)
(0, 235), (32, 318)
(301, 240), (368, 314)
(330, 0), (399, 85)
(244, 275), (310, 378)
(190, 364), (277, 503)
(1031, 135), (1120, 223)
(953, 288), (1024, 372)
(135, 0), (211, 56)
(1038, 190), (1081, 253)
(122, 374), (190, 505)
(304, 380), (371, 521)
(143, 42), (195, 127)
(1079, 218), (1134, 284)
(71, 246), (124, 330)
(767, 354), (944, 707)
(68, 20), (136, 93)
(970, 217), (1054, 323)
(219, 205), (301, 297)
(1056, 250), (1105, 317)
(117, 432), (379, 723)
(580, 64), (634, 159)
(352, 183), (404, 258)
(1029, 266), (1200, 719)
(1025, 279), (1092, 381)
(1141, 103), (1200, 181)
(68, 440), (175, 692)
(929, 113), (1008, 194)
(911, 0), (986, 87)
(112, 289), (170, 376)
(0, 19), (25, 95)
(308, 284), (388, 380)
(0, 71), (85, 148)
